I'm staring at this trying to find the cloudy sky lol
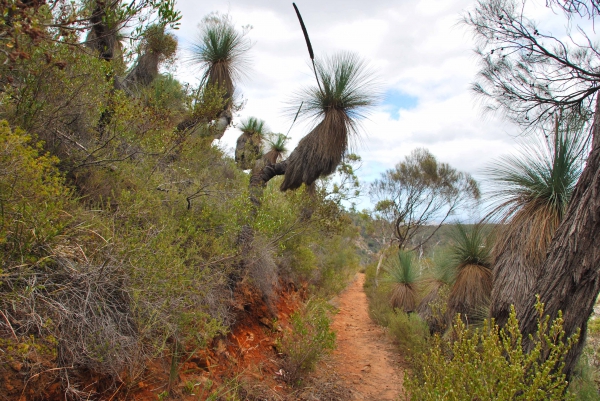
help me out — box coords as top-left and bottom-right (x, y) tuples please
(170, 0), (566, 212)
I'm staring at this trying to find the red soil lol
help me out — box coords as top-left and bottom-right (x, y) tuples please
(130, 282), (306, 400)
(1, 275), (406, 400)
(0, 282), (305, 401)
(325, 273), (406, 400)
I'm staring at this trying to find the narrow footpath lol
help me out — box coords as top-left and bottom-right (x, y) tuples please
(327, 273), (405, 400)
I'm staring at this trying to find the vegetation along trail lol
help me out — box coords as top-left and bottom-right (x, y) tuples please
(327, 273), (405, 400)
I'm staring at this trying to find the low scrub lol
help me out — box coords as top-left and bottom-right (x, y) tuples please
(278, 298), (336, 386)
(406, 301), (577, 400)
(387, 310), (429, 358)
(363, 262), (429, 358)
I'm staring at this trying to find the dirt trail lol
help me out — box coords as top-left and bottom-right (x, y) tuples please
(327, 273), (405, 400)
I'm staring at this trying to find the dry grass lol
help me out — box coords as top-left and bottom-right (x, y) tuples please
(1, 258), (142, 398)
(243, 236), (280, 305)
(448, 263), (492, 323)
(390, 283), (417, 313)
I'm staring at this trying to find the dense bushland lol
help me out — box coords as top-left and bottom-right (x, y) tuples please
(0, 2), (363, 398)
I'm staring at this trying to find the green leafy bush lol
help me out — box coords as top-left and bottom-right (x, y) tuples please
(279, 299), (336, 385)
(0, 121), (72, 262)
(0, 8), (365, 395)
(406, 302), (578, 401)
(311, 228), (360, 298)
(365, 275), (395, 327)
(387, 310), (429, 358)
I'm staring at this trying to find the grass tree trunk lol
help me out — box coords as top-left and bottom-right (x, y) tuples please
(518, 96), (600, 378)
(87, 1), (118, 62)
(490, 210), (557, 327)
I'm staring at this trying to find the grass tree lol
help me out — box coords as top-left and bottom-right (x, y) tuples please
(263, 133), (289, 165)
(235, 117), (267, 170)
(447, 224), (493, 324)
(186, 12), (251, 138)
(383, 250), (420, 313)
(123, 25), (178, 90)
(487, 116), (587, 327)
(464, 0), (600, 376)
(85, 1), (121, 63)
(252, 52), (378, 190)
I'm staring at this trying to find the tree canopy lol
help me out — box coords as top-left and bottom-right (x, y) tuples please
(370, 148), (480, 250)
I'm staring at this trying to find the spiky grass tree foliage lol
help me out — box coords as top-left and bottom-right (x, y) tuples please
(263, 133), (289, 165)
(488, 120), (587, 327)
(190, 13), (250, 137)
(235, 117), (267, 170)
(280, 52), (378, 191)
(417, 249), (456, 333)
(447, 224), (493, 324)
(384, 250), (420, 313)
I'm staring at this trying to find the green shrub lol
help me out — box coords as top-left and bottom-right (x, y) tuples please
(366, 278), (395, 327)
(311, 228), (360, 298)
(568, 346), (600, 400)
(0, 121), (72, 262)
(279, 298), (336, 385)
(388, 310), (429, 358)
(364, 255), (430, 358)
(406, 302), (578, 400)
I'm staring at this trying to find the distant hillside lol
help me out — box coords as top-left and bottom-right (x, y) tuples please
(350, 212), (498, 261)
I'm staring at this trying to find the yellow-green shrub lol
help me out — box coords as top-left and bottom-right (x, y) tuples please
(0, 121), (72, 262)
(406, 302), (577, 400)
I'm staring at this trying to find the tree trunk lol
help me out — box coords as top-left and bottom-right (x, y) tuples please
(250, 160), (288, 188)
(518, 96), (600, 378)
(87, 2), (118, 62)
(375, 252), (384, 288)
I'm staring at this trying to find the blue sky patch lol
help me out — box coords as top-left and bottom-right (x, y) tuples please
(383, 89), (418, 120)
